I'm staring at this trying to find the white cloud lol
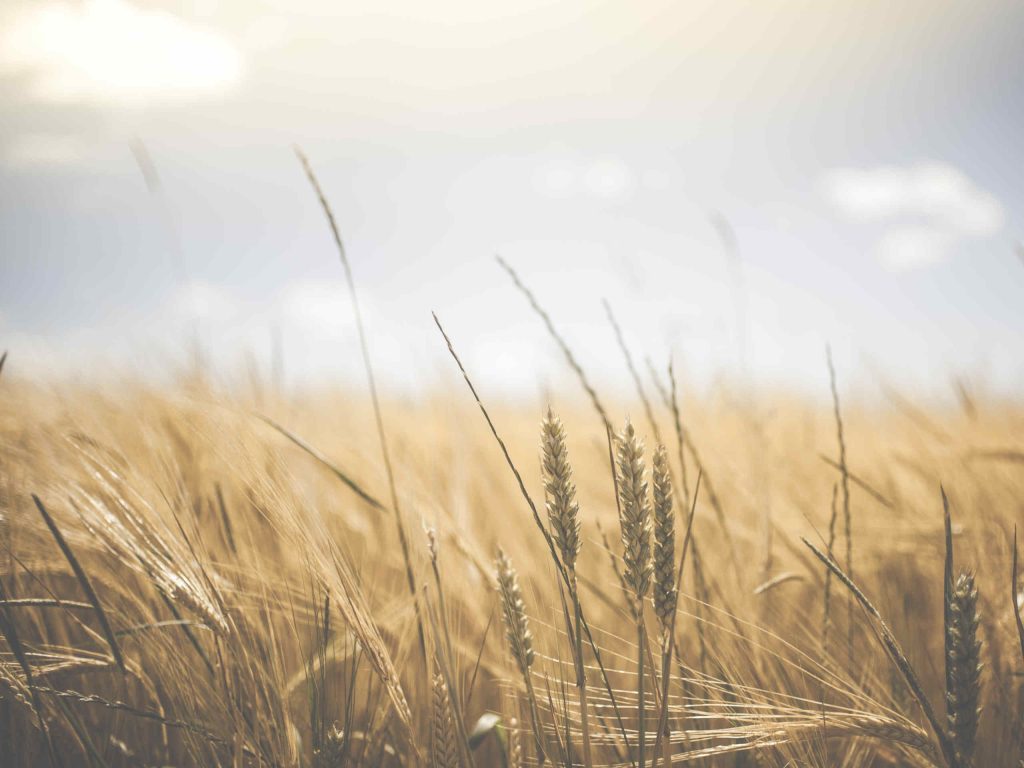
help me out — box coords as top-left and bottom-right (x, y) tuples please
(876, 227), (956, 273)
(824, 163), (1004, 235)
(822, 162), (1005, 271)
(0, 0), (243, 105)
(534, 156), (637, 202)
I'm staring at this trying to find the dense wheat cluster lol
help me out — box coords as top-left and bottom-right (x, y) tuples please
(1, 339), (1023, 767)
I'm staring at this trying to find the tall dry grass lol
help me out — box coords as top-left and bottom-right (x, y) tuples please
(1, 349), (1023, 766)
(3, 151), (1023, 764)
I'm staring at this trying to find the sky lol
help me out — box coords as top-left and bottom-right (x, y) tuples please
(1, 0), (1022, 401)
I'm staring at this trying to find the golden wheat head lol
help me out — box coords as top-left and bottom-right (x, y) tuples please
(616, 419), (653, 609)
(541, 407), (582, 573)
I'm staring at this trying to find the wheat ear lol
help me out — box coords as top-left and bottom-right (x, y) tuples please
(540, 407), (593, 766)
(616, 420), (653, 768)
(495, 549), (545, 762)
(946, 570), (982, 767)
(541, 408), (582, 571)
(507, 716), (523, 768)
(431, 672), (459, 768)
(617, 421), (654, 611)
(651, 444), (676, 632)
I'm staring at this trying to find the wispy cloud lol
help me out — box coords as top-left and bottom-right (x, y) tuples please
(534, 155), (652, 203)
(822, 162), (1005, 271)
(0, 0), (243, 105)
(875, 227), (956, 273)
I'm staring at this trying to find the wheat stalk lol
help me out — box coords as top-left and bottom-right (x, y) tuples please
(295, 147), (427, 665)
(822, 482), (839, 661)
(435, 312), (631, 754)
(425, 528), (475, 768)
(31, 494), (125, 673)
(496, 256), (612, 432)
(826, 345), (854, 667)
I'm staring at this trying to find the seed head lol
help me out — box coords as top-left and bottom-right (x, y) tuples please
(495, 548), (535, 674)
(431, 672), (459, 768)
(946, 570), (982, 765)
(616, 420), (653, 611)
(651, 443), (677, 630)
(507, 716), (523, 768)
(541, 408), (582, 572)
(425, 526), (439, 566)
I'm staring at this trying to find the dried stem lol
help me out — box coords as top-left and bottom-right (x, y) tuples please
(295, 147), (427, 664)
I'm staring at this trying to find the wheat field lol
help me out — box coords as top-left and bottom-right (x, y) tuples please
(0, 160), (1021, 767)
(1, 308), (1022, 768)
(2, 0), (1018, 764)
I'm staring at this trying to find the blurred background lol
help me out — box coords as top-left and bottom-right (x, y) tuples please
(1, 0), (1022, 399)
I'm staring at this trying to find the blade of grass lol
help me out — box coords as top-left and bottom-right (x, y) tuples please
(941, 487), (955, 721)
(496, 256), (611, 432)
(465, 602), (496, 713)
(213, 482), (236, 556)
(0, 599), (92, 610)
(295, 146), (427, 664)
(51, 695), (112, 768)
(665, 361), (690, 510)
(603, 300), (661, 445)
(155, 587), (216, 676)
(35, 685), (248, 751)
(1012, 527), (1024, 666)
(424, 586), (476, 768)
(0, 575), (58, 764)
(826, 345), (854, 667)
(817, 454), (893, 510)
(822, 484), (839, 661)
(0, 576), (38, 692)
(802, 537), (958, 768)
(255, 412), (386, 511)
(426, 537), (476, 768)
(114, 619), (214, 637)
(32, 494), (125, 674)
(433, 311), (568, 588)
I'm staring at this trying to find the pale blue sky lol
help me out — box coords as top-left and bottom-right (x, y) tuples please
(1, 0), (1022, 398)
